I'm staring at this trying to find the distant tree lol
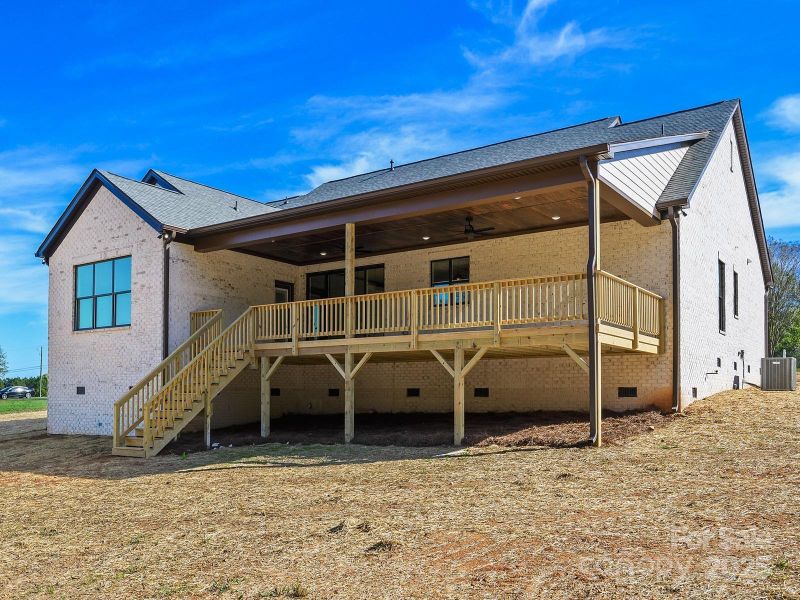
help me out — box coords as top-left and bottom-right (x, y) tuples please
(768, 239), (800, 356)
(0, 346), (7, 379)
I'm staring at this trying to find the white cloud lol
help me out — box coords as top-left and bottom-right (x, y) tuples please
(760, 152), (800, 228)
(302, 126), (458, 189)
(305, 155), (375, 188)
(285, 0), (635, 190)
(465, 0), (627, 69)
(0, 148), (84, 197)
(0, 208), (52, 235)
(0, 235), (48, 315)
(765, 94), (800, 132)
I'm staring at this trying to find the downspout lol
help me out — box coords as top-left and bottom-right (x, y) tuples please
(764, 285), (771, 357)
(162, 230), (172, 359)
(667, 207), (681, 412)
(579, 155), (600, 446)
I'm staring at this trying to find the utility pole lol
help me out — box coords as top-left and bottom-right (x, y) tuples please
(38, 346), (43, 398)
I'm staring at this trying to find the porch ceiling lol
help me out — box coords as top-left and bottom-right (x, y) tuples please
(224, 183), (628, 265)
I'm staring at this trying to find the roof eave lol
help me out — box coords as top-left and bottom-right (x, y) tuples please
(188, 143), (612, 237)
(36, 170), (164, 261)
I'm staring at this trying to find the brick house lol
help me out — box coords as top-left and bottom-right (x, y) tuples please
(36, 99), (772, 457)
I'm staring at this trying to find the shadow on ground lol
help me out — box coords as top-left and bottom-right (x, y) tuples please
(0, 408), (670, 481)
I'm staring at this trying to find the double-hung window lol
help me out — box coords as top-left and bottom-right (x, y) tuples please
(75, 256), (132, 330)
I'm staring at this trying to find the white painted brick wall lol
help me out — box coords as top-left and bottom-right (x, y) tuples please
(47, 187), (164, 435)
(678, 120), (766, 405)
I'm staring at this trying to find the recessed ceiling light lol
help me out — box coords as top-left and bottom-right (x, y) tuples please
(513, 196), (522, 200)
(422, 236), (430, 241)
(551, 215), (561, 221)
(319, 251), (327, 256)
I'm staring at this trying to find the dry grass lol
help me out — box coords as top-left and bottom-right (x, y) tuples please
(0, 389), (798, 599)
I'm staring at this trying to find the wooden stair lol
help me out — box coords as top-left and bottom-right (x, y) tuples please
(112, 308), (258, 457)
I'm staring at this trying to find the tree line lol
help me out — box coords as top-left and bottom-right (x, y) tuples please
(769, 238), (800, 358)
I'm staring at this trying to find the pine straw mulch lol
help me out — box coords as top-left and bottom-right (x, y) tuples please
(0, 388), (799, 599)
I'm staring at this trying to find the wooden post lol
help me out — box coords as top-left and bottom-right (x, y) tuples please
(453, 347), (465, 445)
(344, 352), (354, 443)
(204, 402), (212, 449)
(492, 282), (502, 345)
(260, 356), (270, 438)
(345, 222), (355, 338)
(632, 287), (640, 351)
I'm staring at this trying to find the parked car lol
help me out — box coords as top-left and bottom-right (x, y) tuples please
(0, 386), (35, 399)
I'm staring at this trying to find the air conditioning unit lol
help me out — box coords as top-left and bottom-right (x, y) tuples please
(761, 356), (797, 391)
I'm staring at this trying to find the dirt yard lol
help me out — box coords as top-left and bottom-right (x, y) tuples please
(0, 389), (798, 599)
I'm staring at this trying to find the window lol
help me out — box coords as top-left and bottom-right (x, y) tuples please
(733, 270), (739, 318)
(75, 256), (131, 330)
(431, 256), (470, 287)
(306, 264), (384, 299)
(718, 260), (726, 333)
(431, 257), (470, 305)
(275, 281), (294, 303)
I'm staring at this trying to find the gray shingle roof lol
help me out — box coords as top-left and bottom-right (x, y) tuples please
(284, 99), (737, 209)
(100, 170), (277, 231)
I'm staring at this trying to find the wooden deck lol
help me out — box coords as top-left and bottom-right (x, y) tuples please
(112, 270), (663, 457)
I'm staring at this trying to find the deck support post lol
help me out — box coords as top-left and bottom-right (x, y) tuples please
(344, 352), (354, 443)
(453, 348), (465, 445)
(580, 155), (603, 448)
(431, 347), (487, 445)
(204, 403), (212, 449)
(326, 351), (372, 444)
(260, 355), (284, 439)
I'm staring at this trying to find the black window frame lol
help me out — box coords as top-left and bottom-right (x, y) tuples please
(430, 256), (470, 287)
(733, 270), (739, 318)
(430, 256), (470, 306)
(275, 280), (294, 303)
(718, 259), (726, 333)
(74, 256), (132, 331)
(305, 264), (385, 300)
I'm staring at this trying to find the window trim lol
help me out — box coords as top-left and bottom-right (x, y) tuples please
(73, 255), (132, 331)
(305, 263), (385, 300)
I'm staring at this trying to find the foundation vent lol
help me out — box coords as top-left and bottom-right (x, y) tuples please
(406, 388), (420, 397)
(474, 387), (490, 397)
(618, 386), (637, 398)
(328, 388), (340, 397)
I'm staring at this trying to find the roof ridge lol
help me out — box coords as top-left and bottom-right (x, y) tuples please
(314, 116), (618, 187)
(153, 170), (265, 205)
(613, 99), (739, 129)
(100, 170), (183, 195)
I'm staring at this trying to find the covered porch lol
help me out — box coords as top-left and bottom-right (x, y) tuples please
(182, 152), (667, 448)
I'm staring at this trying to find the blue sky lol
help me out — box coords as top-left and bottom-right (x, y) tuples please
(1, 0), (800, 373)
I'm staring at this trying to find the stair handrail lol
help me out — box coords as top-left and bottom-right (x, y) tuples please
(141, 307), (256, 450)
(113, 309), (223, 447)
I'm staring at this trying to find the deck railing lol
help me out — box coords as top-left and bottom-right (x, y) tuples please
(112, 309), (223, 447)
(250, 271), (660, 344)
(114, 271), (662, 453)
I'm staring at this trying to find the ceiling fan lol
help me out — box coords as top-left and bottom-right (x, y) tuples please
(460, 216), (495, 240)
